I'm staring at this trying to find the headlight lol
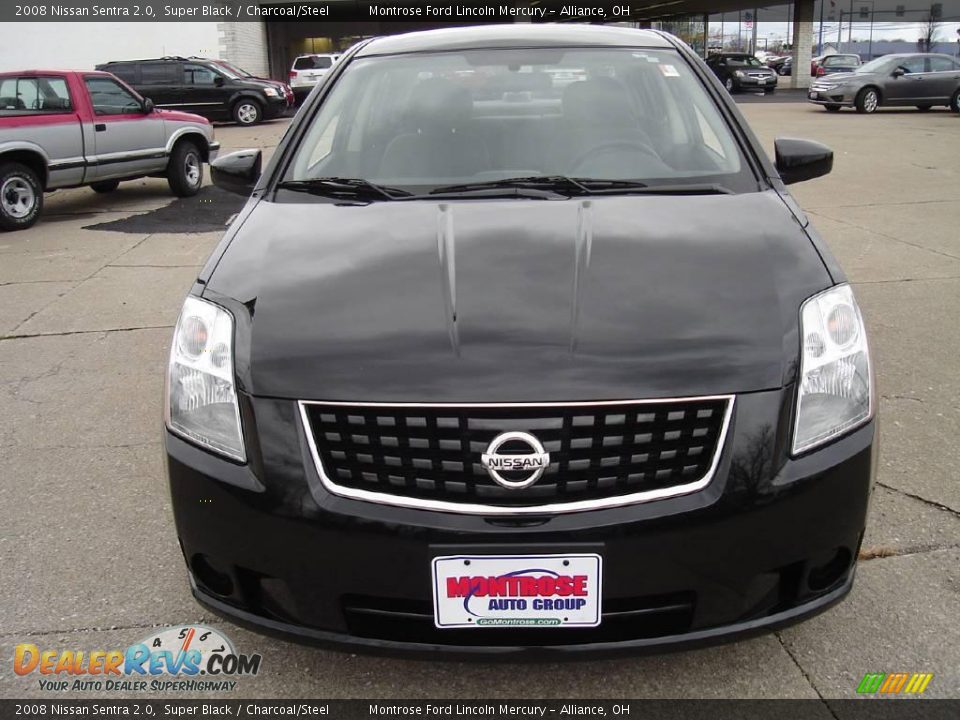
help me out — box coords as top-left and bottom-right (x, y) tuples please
(793, 284), (873, 455)
(734, 70), (745, 78)
(166, 297), (245, 462)
(263, 87), (279, 97)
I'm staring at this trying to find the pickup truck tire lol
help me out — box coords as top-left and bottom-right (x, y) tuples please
(232, 98), (262, 126)
(90, 180), (120, 193)
(167, 140), (203, 198)
(0, 162), (43, 232)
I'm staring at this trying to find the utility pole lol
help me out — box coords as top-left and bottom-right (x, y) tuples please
(751, 8), (759, 54)
(818, 0), (824, 55)
(847, 0), (854, 48)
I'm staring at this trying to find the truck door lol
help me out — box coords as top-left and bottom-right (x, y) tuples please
(82, 74), (166, 181)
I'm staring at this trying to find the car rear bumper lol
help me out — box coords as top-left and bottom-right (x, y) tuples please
(165, 389), (875, 657)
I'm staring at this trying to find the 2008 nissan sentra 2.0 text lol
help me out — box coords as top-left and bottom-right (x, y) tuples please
(164, 25), (876, 656)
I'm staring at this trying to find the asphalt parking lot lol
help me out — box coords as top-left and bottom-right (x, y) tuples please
(2, 100), (959, 703)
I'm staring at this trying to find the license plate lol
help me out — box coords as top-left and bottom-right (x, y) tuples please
(809, 91), (819, 99)
(431, 554), (602, 629)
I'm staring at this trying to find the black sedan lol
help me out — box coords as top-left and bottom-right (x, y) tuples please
(706, 53), (778, 92)
(165, 25), (874, 656)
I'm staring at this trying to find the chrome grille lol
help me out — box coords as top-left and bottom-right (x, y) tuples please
(300, 397), (733, 514)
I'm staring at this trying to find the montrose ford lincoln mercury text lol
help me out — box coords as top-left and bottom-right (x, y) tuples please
(164, 26), (876, 656)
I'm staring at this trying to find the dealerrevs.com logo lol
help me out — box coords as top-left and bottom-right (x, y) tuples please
(14, 625), (262, 693)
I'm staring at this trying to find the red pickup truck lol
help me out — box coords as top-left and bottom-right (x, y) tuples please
(0, 70), (219, 231)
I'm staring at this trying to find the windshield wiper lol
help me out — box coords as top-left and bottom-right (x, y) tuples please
(430, 177), (733, 197)
(276, 177), (413, 201)
(429, 176), (590, 196)
(578, 182), (734, 196)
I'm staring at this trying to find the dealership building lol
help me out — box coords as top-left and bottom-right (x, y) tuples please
(5, 1), (958, 87)
(224, 0), (958, 90)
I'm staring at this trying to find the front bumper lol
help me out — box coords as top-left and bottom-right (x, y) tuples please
(165, 388), (875, 657)
(807, 88), (855, 107)
(207, 140), (221, 162)
(262, 96), (288, 119)
(737, 76), (777, 90)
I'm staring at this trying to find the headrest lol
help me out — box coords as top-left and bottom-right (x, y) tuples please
(404, 78), (474, 133)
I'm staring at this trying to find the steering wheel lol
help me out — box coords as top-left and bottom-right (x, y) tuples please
(571, 141), (660, 172)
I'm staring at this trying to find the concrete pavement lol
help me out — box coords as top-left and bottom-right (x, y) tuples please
(1, 105), (958, 701)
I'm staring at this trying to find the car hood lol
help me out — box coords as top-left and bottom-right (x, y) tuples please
(819, 71), (867, 82)
(155, 108), (209, 125)
(206, 191), (831, 402)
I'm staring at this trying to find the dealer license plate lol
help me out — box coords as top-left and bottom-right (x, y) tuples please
(431, 554), (602, 629)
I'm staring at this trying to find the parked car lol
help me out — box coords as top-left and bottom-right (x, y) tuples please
(808, 53), (960, 113)
(288, 53), (339, 102)
(706, 52), (778, 92)
(166, 25), (875, 656)
(813, 54), (861, 77)
(96, 57), (287, 126)
(204, 58), (294, 107)
(0, 69), (218, 231)
(775, 56), (793, 76)
(765, 55), (791, 75)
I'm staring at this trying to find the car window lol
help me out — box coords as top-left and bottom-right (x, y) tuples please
(107, 64), (138, 84)
(294, 56), (333, 70)
(0, 76), (73, 115)
(140, 62), (178, 85)
(929, 56), (958, 72)
(183, 63), (220, 86)
(895, 57), (926, 74)
(287, 48), (753, 192)
(84, 76), (142, 115)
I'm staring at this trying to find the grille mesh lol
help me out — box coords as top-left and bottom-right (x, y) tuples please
(302, 398), (729, 508)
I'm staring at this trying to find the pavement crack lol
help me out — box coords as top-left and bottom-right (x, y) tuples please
(876, 481), (960, 518)
(1, 325), (173, 341)
(775, 632), (839, 717)
(809, 211), (960, 263)
(854, 276), (960, 285)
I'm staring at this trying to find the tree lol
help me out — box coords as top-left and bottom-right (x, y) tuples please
(918, 4), (944, 52)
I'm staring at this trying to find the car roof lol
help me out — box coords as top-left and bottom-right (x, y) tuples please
(355, 24), (673, 57)
(0, 69), (112, 76)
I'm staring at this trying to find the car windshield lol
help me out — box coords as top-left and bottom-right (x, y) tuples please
(823, 55), (859, 66)
(219, 62), (252, 78)
(726, 56), (764, 67)
(284, 47), (753, 194)
(856, 57), (895, 73)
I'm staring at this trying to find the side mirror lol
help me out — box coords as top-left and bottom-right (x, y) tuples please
(891, 67), (905, 78)
(214, 75), (225, 87)
(211, 149), (262, 196)
(774, 138), (833, 185)
(142, 97), (154, 113)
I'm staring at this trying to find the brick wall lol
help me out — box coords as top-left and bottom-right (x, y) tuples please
(217, 21), (270, 77)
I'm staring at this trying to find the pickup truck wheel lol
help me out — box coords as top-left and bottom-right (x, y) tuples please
(233, 99), (262, 126)
(90, 180), (120, 193)
(0, 162), (43, 232)
(167, 140), (203, 197)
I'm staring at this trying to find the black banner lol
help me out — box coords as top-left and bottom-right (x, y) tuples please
(3, 0), (960, 23)
(2, 700), (960, 720)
